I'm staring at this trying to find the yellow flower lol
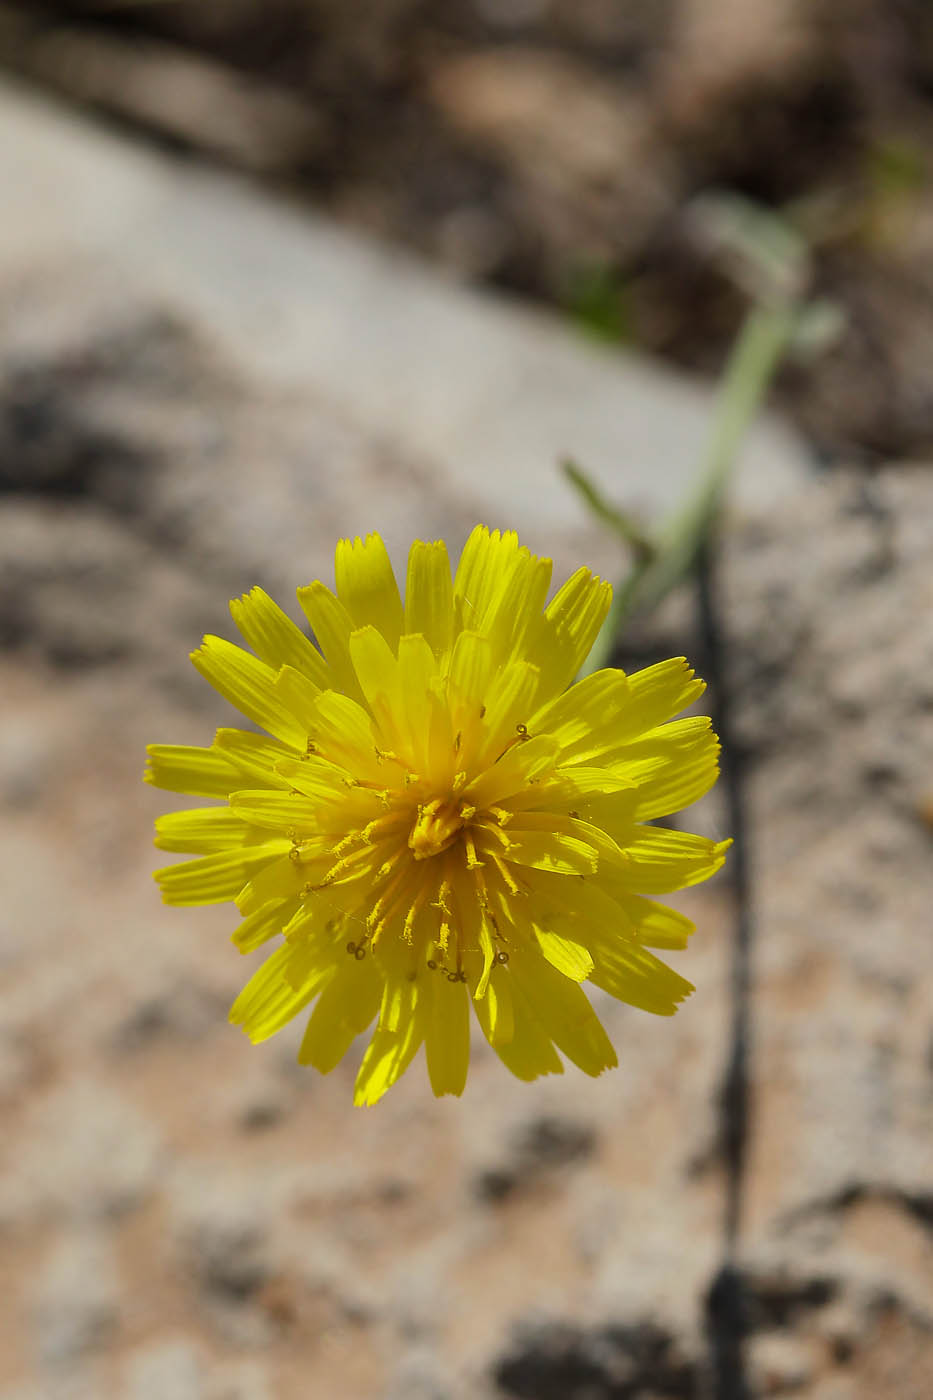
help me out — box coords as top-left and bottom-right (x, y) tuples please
(147, 528), (728, 1105)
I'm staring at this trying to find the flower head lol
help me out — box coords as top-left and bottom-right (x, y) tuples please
(148, 528), (728, 1104)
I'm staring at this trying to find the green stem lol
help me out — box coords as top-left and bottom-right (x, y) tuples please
(583, 301), (798, 673)
(561, 459), (657, 564)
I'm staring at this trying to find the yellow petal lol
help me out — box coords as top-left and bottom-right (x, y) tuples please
(348, 625), (406, 749)
(521, 863), (625, 929)
(297, 581), (366, 705)
(298, 956), (381, 1073)
(626, 657), (706, 729)
(520, 870), (691, 1003)
(191, 637), (307, 748)
(309, 691), (379, 775)
(479, 658), (541, 758)
(452, 526), (518, 634)
(619, 894), (695, 951)
(155, 843), (287, 906)
(236, 851), (313, 913)
(154, 806), (251, 853)
(424, 972), (470, 1096)
(231, 898), (299, 953)
(512, 949), (617, 1075)
(473, 965), (514, 1045)
(228, 789), (322, 832)
(230, 940), (332, 1042)
(535, 928), (594, 981)
(144, 743), (235, 798)
(334, 534), (404, 649)
(587, 933), (694, 1015)
(484, 551), (552, 666)
(609, 828), (732, 894)
(474, 915), (498, 1000)
(534, 662), (706, 767)
(379, 969), (416, 1033)
(213, 728), (293, 788)
(230, 587), (329, 687)
(463, 733), (561, 810)
(532, 668), (629, 751)
(483, 974), (562, 1081)
(630, 730), (721, 821)
(453, 527), (553, 667)
(274, 664), (321, 731)
(502, 828), (599, 877)
(525, 568), (612, 704)
(404, 540), (454, 660)
(396, 633), (439, 768)
(595, 714), (716, 770)
(353, 978), (425, 1106)
(447, 629), (494, 714)
(273, 754), (355, 801)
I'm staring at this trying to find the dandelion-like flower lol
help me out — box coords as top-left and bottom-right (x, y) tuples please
(147, 528), (728, 1104)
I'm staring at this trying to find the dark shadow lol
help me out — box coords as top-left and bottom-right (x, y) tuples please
(696, 538), (755, 1400)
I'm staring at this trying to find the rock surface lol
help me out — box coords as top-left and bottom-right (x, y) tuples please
(0, 73), (807, 544)
(0, 79), (931, 1400)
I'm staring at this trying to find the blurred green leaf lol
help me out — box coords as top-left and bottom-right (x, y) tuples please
(564, 262), (632, 344)
(562, 460), (655, 564)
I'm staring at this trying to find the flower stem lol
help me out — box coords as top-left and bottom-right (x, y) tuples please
(582, 300), (798, 673)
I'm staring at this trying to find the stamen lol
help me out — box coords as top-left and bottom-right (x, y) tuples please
(366, 862), (411, 944)
(332, 830), (363, 858)
(374, 746), (412, 769)
(409, 800), (463, 860)
(494, 722), (533, 765)
(316, 841), (378, 888)
(362, 811), (408, 843)
(401, 893), (426, 944)
(490, 851), (522, 896)
(464, 832), (484, 869)
(432, 879), (452, 915)
(482, 822), (513, 852)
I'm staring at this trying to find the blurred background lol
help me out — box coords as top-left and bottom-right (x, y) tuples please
(0, 2), (931, 1398)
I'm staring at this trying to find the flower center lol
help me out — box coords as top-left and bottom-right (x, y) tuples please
(408, 797), (464, 861)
